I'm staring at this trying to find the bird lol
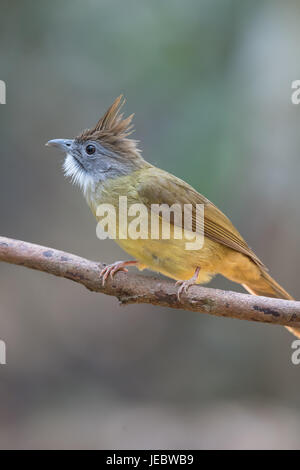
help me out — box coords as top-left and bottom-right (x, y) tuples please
(46, 95), (298, 338)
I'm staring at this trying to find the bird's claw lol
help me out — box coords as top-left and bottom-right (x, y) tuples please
(175, 267), (201, 301)
(100, 262), (129, 286)
(175, 279), (196, 301)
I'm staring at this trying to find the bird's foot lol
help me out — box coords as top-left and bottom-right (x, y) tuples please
(175, 267), (201, 301)
(100, 260), (138, 286)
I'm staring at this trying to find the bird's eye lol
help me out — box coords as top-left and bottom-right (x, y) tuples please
(86, 144), (96, 155)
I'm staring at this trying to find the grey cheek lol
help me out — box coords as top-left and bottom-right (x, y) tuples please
(97, 159), (113, 173)
(87, 157), (114, 177)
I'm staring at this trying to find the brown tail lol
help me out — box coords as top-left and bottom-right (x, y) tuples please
(243, 271), (300, 338)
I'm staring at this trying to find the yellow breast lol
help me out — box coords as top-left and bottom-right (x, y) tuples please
(85, 172), (227, 283)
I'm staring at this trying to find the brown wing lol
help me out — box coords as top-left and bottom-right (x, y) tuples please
(137, 168), (265, 268)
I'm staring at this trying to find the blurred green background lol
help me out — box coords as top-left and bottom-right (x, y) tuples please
(1, 0), (300, 449)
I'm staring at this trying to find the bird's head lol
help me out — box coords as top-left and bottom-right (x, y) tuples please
(46, 95), (147, 193)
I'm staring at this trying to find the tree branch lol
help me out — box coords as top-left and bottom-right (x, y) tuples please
(0, 236), (299, 328)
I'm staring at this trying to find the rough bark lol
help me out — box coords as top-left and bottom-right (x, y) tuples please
(0, 236), (299, 328)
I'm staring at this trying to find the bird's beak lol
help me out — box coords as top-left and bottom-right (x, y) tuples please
(45, 139), (73, 152)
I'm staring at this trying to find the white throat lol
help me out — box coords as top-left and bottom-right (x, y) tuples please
(63, 154), (95, 195)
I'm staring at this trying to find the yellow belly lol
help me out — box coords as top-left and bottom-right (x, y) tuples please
(117, 236), (222, 282)
(85, 176), (261, 285)
(92, 199), (224, 282)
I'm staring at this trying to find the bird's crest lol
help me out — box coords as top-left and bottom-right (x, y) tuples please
(76, 95), (141, 157)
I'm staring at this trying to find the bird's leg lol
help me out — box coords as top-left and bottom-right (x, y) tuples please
(175, 267), (201, 301)
(100, 260), (138, 286)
